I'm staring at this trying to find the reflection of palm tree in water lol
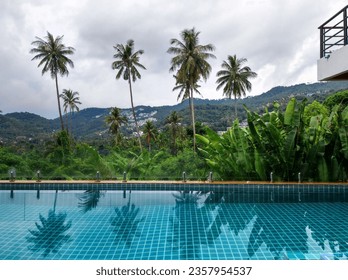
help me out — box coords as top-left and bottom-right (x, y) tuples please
(204, 192), (255, 240)
(169, 191), (211, 260)
(210, 193), (348, 260)
(27, 190), (72, 257)
(110, 191), (144, 247)
(306, 204), (348, 259)
(247, 204), (308, 259)
(77, 190), (105, 213)
(204, 192), (310, 259)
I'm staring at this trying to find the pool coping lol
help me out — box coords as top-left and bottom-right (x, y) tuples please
(0, 179), (347, 190)
(1, 180), (347, 202)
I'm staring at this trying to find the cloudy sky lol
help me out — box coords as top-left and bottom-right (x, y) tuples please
(1, 0), (347, 119)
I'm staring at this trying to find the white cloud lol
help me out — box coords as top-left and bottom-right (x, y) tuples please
(1, 0), (347, 118)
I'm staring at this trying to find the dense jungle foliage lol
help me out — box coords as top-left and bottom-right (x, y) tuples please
(0, 90), (347, 182)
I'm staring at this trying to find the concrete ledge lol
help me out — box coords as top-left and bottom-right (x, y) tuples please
(318, 44), (348, 81)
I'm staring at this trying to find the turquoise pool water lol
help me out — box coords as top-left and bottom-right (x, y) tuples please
(0, 188), (347, 260)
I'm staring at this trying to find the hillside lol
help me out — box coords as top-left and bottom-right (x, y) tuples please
(1, 81), (348, 144)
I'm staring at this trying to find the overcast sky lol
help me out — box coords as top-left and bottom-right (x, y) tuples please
(1, 0), (347, 119)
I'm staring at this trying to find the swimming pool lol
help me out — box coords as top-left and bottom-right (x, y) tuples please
(0, 182), (347, 260)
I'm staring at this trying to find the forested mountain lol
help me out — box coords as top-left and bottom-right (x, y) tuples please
(1, 81), (348, 144)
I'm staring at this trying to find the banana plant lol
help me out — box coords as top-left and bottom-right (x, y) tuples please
(197, 98), (347, 182)
(197, 120), (257, 180)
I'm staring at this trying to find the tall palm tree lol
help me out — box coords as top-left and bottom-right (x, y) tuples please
(216, 55), (257, 119)
(30, 32), (75, 130)
(60, 89), (81, 134)
(168, 27), (215, 152)
(142, 120), (157, 152)
(112, 39), (146, 151)
(105, 107), (128, 145)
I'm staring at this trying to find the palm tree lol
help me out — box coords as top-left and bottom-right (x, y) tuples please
(172, 75), (202, 102)
(168, 27), (216, 152)
(60, 89), (81, 134)
(165, 111), (183, 155)
(172, 75), (201, 127)
(105, 107), (128, 145)
(216, 55), (257, 119)
(30, 32), (75, 130)
(112, 39), (146, 151)
(142, 120), (157, 152)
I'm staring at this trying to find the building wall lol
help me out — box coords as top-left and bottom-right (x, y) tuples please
(317, 44), (348, 81)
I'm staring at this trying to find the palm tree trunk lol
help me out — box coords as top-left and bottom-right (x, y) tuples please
(55, 73), (65, 130)
(115, 133), (119, 146)
(147, 135), (151, 152)
(128, 76), (142, 151)
(70, 109), (73, 137)
(65, 114), (69, 133)
(190, 88), (196, 152)
(234, 96), (238, 120)
(173, 128), (177, 155)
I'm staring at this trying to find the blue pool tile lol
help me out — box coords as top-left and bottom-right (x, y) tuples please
(0, 189), (348, 260)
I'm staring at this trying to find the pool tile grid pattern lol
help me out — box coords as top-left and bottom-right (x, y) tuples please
(0, 190), (347, 260)
(1, 181), (347, 202)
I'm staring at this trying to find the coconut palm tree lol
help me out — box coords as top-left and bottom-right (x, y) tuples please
(216, 55), (257, 119)
(142, 120), (157, 152)
(112, 39), (146, 151)
(165, 111), (183, 155)
(60, 89), (81, 134)
(168, 27), (216, 152)
(172, 75), (202, 102)
(105, 107), (128, 145)
(172, 75), (201, 127)
(30, 32), (75, 130)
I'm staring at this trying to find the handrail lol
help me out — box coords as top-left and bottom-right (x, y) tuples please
(318, 5), (348, 28)
(319, 5), (348, 58)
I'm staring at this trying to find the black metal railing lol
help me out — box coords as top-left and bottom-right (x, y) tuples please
(319, 5), (348, 58)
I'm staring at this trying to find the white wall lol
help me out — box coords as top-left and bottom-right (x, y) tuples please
(317, 44), (348, 81)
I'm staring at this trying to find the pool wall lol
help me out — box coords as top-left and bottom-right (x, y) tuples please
(1, 181), (347, 202)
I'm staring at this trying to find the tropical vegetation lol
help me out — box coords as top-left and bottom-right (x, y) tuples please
(197, 96), (348, 182)
(0, 90), (347, 182)
(1, 29), (348, 183)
